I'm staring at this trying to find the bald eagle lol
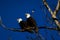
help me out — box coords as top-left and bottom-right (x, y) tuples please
(17, 18), (27, 29)
(25, 13), (38, 33)
(17, 18), (34, 33)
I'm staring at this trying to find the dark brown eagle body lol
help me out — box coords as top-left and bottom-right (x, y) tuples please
(26, 17), (38, 33)
(19, 21), (34, 33)
(27, 17), (36, 27)
(19, 21), (27, 29)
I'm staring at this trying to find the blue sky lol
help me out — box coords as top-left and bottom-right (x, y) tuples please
(0, 0), (60, 40)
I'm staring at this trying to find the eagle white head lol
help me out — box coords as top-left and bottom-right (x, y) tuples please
(25, 13), (31, 18)
(17, 18), (22, 23)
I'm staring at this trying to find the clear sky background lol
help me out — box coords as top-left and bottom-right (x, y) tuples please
(0, 0), (60, 40)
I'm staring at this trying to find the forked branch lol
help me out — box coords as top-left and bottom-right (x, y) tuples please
(43, 0), (60, 29)
(54, 0), (60, 16)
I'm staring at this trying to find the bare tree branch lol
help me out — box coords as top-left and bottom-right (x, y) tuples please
(1, 24), (25, 32)
(54, 0), (60, 16)
(43, 0), (60, 29)
(43, 0), (53, 15)
(0, 16), (25, 32)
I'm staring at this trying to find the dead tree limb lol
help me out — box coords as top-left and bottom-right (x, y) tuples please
(43, 0), (60, 29)
(0, 16), (25, 32)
